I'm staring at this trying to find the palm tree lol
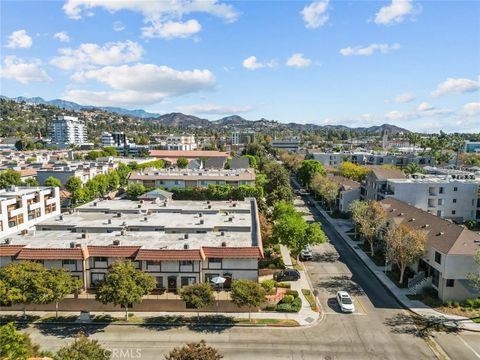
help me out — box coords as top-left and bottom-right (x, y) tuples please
(403, 163), (424, 175)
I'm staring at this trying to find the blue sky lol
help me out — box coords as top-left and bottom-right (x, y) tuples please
(1, 0), (479, 132)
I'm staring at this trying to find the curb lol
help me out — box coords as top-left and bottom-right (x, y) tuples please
(313, 201), (480, 333)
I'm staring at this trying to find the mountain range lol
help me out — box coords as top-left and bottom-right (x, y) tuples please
(1, 95), (410, 134)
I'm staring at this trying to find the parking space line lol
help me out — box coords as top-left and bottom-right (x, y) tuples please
(354, 296), (368, 315)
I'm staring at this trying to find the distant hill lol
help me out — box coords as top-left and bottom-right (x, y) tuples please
(2, 96), (161, 119)
(1, 95), (410, 134)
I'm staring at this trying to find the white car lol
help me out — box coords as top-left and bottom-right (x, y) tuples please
(336, 291), (355, 313)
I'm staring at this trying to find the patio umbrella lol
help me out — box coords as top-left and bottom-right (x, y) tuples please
(210, 276), (226, 285)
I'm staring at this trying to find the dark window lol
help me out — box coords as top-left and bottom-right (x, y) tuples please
(439, 187), (444, 194)
(434, 251), (442, 264)
(155, 276), (163, 289)
(180, 261), (193, 266)
(208, 258), (222, 267)
(453, 199), (457, 203)
(452, 210), (456, 215)
(432, 268), (439, 287)
(454, 187), (458, 191)
(446, 279), (455, 287)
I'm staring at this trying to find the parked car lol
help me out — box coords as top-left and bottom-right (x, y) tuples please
(274, 269), (301, 282)
(336, 291), (355, 313)
(300, 246), (313, 261)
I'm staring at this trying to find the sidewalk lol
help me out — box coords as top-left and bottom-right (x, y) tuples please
(311, 199), (480, 332)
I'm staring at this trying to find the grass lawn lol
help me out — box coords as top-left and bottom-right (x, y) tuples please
(302, 289), (318, 311)
(471, 317), (480, 323)
(234, 318), (299, 326)
(290, 257), (304, 271)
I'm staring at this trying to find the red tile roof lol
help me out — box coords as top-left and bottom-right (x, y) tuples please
(16, 248), (84, 260)
(87, 246), (140, 258)
(202, 246), (263, 259)
(0, 245), (25, 257)
(135, 249), (204, 261)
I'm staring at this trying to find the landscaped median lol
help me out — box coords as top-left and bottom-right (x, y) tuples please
(1, 313), (300, 327)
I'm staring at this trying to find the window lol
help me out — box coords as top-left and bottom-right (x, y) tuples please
(446, 279), (455, 287)
(91, 273), (105, 287)
(434, 251), (442, 264)
(147, 261), (160, 271)
(432, 268), (439, 287)
(155, 276), (163, 289)
(453, 199), (457, 203)
(180, 261), (193, 266)
(452, 210), (456, 215)
(208, 258), (222, 268)
(181, 277), (196, 287)
(439, 187), (444, 194)
(93, 257), (108, 268)
(437, 199), (444, 206)
(454, 187), (458, 191)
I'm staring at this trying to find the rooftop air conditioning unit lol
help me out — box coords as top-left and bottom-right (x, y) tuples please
(117, 212), (122, 217)
(108, 219), (112, 224)
(82, 233), (88, 239)
(70, 241), (76, 248)
(184, 234), (189, 239)
(200, 219), (204, 225)
(113, 239), (120, 246)
(184, 243), (189, 249)
(4, 238), (11, 245)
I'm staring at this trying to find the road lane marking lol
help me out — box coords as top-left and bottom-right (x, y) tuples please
(354, 295), (368, 315)
(457, 334), (480, 359)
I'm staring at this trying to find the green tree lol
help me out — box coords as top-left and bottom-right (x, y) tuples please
(352, 201), (386, 255)
(244, 155), (257, 169)
(385, 224), (426, 284)
(106, 171), (120, 192)
(165, 340), (223, 360)
(0, 261), (51, 317)
(44, 176), (62, 187)
(103, 146), (117, 156)
(403, 163), (424, 175)
(230, 280), (266, 322)
(179, 282), (215, 320)
(0, 323), (41, 360)
(0, 169), (21, 189)
(23, 177), (39, 187)
(45, 268), (82, 318)
(55, 332), (110, 360)
(65, 176), (83, 194)
(127, 183), (147, 199)
(116, 162), (131, 187)
(176, 157), (189, 168)
(467, 248), (480, 291)
(337, 162), (370, 181)
(297, 160), (325, 187)
(95, 261), (156, 320)
(271, 200), (297, 221)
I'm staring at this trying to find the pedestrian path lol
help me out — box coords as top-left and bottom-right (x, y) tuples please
(311, 200), (480, 332)
(280, 244), (293, 268)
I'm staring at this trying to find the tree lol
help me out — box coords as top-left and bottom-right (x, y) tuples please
(44, 176), (62, 187)
(337, 162), (370, 181)
(309, 174), (338, 210)
(0, 323), (41, 360)
(230, 280), (266, 322)
(467, 248), (480, 291)
(127, 183), (147, 199)
(0, 169), (21, 189)
(103, 146), (117, 156)
(297, 160), (325, 187)
(243, 155), (257, 169)
(23, 177), (39, 187)
(179, 282), (215, 320)
(116, 162), (131, 187)
(271, 200), (297, 221)
(176, 157), (189, 168)
(350, 200), (369, 237)
(0, 261), (51, 317)
(55, 332), (110, 360)
(106, 171), (120, 192)
(45, 268), (82, 318)
(384, 224), (426, 284)
(165, 340), (223, 360)
(65, 176), (83, 194)
(403, 163), (424, 175)
(353, 201), (387, 256)
(95, 261), (156, 320)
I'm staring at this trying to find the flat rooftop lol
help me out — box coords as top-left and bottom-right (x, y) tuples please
(388, 175), (479, 184)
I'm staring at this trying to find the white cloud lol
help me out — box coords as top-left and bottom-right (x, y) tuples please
(390, 92), (415, 103)
(461, 102), (480, 117)
(50, 40), (143, 70)
(113, 21), (125, 32)
(0, 56), (52, 84)
(242, 56), (276, 70)
(431, 76), (480, 97)
(142, 19), (201, 39)
(63, 0), (238, 39)
(53, 31), (70, 42)
(5, 29), (32, 48)
(340, 43), (400, 56)
(178, 103), (253, 115)
(286, 53), (312, 68)
(374, 0), (415, 25)
(417, 101), (434, 111)
(301, 0), (330, 29)
(68, 63), (215, 106)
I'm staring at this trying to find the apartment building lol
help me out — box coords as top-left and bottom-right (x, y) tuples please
(49, 116), (88, 147)
(0, 198), (263, 291)
(271, 138), (301, 152)
(380, 198), (480, 302)
(308, 151), (434, 168)
(101, 132), (128, 148)
(360, 166), (406, 201)
(149, 150), (230, 164)
(36, 161), (117, 186)
(128, 168), (256, 190)
(329, 176), (361, 213)
(160, 134), (197, 151)
(465, 141), (480, 153)
(381, 174), (480, 222)
(231, 130), (255, 146)
(0, 186), (60, 238)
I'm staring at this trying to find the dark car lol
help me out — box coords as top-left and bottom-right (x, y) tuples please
(274, 269), (301, 282)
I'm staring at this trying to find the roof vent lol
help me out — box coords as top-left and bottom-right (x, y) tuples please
(221, 241), (227, 247)
(437, 231), (444, 236)
(117, 212), (122, 217)
(113, 239), (120, 246)
(208, 205), (212, 209)
(423, 224), (430, 228)
(228, 216), (233, 222)
(138, 204), (142, 208)
(144, 216), (148, 222)
(4, 238), (11, 245)
(70, 241), (75, 248)
(108, 219), (112, 224)
(199, 213), (203, 218)
(82, 233), (88, 239)
(409, 218), (415, 222)
(59, 215), (63, 221)
(184, 234), (189, 239)
(232, 203), (237, 207)
(399, 212), (404, 216)
(199, 219), (204, 225)
(206, 200), (210, 204)
(184, 243), (189, 249)
(121, 229), (127, 236)
(140, 200), (144, 204)
(93, 202), (97, 206)
(221, 231), (225, 236)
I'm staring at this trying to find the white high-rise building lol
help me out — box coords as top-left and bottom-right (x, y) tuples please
(50, 116), (88, 146)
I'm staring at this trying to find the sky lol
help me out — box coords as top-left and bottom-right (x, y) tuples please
(1, 0), (479, 133)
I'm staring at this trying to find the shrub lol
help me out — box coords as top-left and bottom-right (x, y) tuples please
(273, 244), (280, 253)
(466, 299), (475, 308)
(268, 264), (276, 269)
(453, 301), (460, 308)
(286, 290), (299, 298)
(301, 289), (311, 296)
(263, 248), (273, 258)
(474, 298), (480, 308)
(445, 300), (453, 308)
(282, 295), (294, 304)
(276, 282), (291, 289)
(261, 279), (277, 293)
(276, 297), (302, 313)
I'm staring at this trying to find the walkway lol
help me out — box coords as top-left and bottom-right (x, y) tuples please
(310, 199), (480, 332)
